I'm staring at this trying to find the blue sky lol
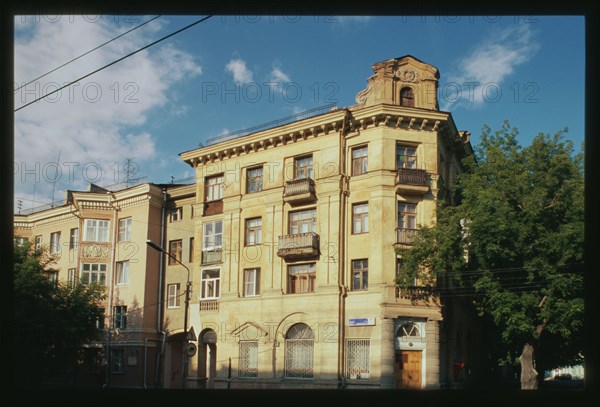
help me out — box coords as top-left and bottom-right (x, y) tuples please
(13, 15), (585, 211)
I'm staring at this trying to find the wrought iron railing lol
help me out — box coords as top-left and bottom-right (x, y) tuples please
(396, 168), (427, 186)
(206, 104), (338, 145)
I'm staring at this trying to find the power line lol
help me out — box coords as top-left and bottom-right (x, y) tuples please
(15, 15), (162, 92)
(15, 15), (213, 113)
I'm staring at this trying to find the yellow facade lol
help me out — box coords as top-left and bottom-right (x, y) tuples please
(178, 55), (473, 389)
(14, 56), (473, 389)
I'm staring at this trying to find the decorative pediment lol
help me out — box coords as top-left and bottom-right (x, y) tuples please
(230, 321), (270, 339)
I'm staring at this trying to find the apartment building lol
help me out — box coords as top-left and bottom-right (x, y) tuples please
(176, 55), (474, 389)
(14, 55), (478, 389)
(13, 182), (196, 388)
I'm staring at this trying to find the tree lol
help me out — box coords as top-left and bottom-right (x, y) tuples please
(13, 241), (106, 386)
(398, 122), (584, 389)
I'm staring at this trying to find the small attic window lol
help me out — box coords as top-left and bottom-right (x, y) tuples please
(400, 87), (415, 107)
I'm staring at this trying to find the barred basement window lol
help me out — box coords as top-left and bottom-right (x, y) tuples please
(346, 339), (370, 380)
(239, 341), (258, 378)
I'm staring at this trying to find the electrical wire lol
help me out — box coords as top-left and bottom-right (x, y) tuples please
(15, 15), (213, 113)
(15, 15), (162, 92)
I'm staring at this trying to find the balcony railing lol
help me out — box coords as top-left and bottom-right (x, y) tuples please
(199, 300), (219, 312)
(396, 167), (427, 186)
(395, 285), (435, 300)
(277, 232), (320, 259)
(396, 228), (419, 245)
(283, 177), (317, 204)
(201, 249), (222, 265)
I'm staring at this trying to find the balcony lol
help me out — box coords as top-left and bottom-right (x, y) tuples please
(283, 178), (317, 205)
(395, 228), (419, 246)
(277, 232), (320, 259)
(395, 168), (428, 195)
(201, 249), (222, 265)
(395, 285), (436, 301)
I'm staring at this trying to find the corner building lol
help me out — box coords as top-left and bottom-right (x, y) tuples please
(179, 56), (473, 389)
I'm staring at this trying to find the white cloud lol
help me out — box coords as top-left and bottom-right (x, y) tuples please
(225, 58), (253, 83)
(13, 17), (202, 208)
(270, 67), (291, 83)
(441, 24), (540, 110)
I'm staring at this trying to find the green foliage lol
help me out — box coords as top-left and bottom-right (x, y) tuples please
(13, 242), (106, 381)
(398, 121), (584, 368)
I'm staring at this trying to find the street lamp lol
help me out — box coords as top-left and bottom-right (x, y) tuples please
(147, 239), (192, 389)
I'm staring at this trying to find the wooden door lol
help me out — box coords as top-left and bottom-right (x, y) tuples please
(395, 350), (422, 389)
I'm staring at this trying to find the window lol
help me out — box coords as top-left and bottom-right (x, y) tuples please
(285, 323), (314, 378)
(14, 237), (28, 246)
(202, 220), (223, 251)
(288, 263), (316, 294)
(396, 258), (418, 286)
(398, 203), (417, 229)
(246, 166), (263, 193)
(34, 235), (42, 252)
(167, 283), (181, 308)
(352, 146), (368, 176)
(201, 268), (220, 299)
(245, 218), (262, 246)
(96, 308), (105, 329)
(170, 208), (182, 222)
(111, 349), (125, 373)
(113, 305), (127, 329)
(400, 87), (415, 107)
(168, 240), (183, 265)
(346, 339), (370, 380)
(244, 268), (260, 297)
(396, 145), (417, 169)
(398, 323), (422, 340)
(50, 232), (61, 254)
(205, 174), (224, 201)
(239, 341), (258, 378)
(118, 218), (132, 241)
(191, 205), (195, 218)
(294, 155), (314, 179)
(69, 228), (79, 249)
(189, 237), (194, 263)
(289, 209), (317, 234)
(68, 268), (77, 284)
(81, 263), (107, 285)
(116, 261), (129, 285)
(352, 203), (368, 234)
(352, 259), (369, 291)
(83, 219), (110, 242)
(49, 270), (59, 287)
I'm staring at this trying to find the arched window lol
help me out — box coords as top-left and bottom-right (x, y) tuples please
(397, 322), (420, 340)
(285, 323), (314, 378)
(400, 87), (415, 107)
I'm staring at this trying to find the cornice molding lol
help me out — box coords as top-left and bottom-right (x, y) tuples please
(180, 109), (348, 167)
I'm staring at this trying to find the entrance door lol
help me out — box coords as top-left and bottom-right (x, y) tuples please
(395, 350), (422, 389)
